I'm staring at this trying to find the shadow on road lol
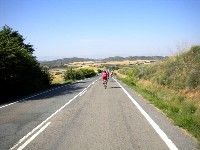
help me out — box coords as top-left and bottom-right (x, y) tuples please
(17, 81), (88, 102)
(110, 87), (121, 89)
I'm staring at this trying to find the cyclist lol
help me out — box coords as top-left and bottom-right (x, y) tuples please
(110, 71), (113, 77)
(102, 70), (108, 84)
(106, 70), (109, 79)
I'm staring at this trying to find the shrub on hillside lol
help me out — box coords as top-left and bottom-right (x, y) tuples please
(187, 70), (200, 89)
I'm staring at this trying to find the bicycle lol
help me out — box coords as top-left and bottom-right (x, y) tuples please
(103, 79), (107, 89)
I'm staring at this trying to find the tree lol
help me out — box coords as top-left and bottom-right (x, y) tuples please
(0, 25), (52, 103)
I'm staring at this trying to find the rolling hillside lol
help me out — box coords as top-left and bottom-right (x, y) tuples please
(39, 56), (167, 68)
(117, 45), (200, 144)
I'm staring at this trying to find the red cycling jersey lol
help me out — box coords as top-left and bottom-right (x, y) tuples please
(102, 72), (107, 80)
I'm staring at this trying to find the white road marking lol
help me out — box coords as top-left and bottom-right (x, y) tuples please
(113, 78), (178, 150)
(79, 90), (87, 96)
(87, 84), (92, 88)
(0, 101), (19, 109)
(10, 78), (99, 150)
(79, 88), (87, 96)
(0, 79), (95, 109)
(17, 122), (51, 150)
(10, 93), (80, 150)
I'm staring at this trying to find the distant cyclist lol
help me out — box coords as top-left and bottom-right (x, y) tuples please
(102, 70), (108, 84)
(110, 71), (113, 78)
(106, 70), (109, 79)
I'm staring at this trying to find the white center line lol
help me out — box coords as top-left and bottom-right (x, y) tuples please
(17, 122), (51, 150)
(79, 88), (87, 96)
(10, 78), (99, 150)
(10, 93), (80, 150)
(79, 90), (87, 96)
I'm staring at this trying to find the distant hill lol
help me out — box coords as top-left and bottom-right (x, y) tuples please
(102, 56), (168, 61)
(39, 57), (95, 68)
(40, 56), (168, 68)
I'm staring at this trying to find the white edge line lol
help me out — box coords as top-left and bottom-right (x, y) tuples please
(0, 87), (56, 109)
(0, 101), (19, 109)
(17, 122), (51, 150)
(113, 78), (178, 150)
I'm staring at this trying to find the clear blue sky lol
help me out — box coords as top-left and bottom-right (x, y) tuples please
(0, 0), (200, 60)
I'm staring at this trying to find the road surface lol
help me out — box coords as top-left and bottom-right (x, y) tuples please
(0, 76), (198, 150)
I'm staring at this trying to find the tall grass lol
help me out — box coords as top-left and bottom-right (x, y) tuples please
(117, 45), (200, 145)
(119, 77), (200, 145)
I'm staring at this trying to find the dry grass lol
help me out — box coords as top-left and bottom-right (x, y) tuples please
(49, 69), (66, 84)
(68, 60), (150, 67)
(50, 60), (153, 84)
(114, 70), (127, 78)
(51, 74), (65, 84)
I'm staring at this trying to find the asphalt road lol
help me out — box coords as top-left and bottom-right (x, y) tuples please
(0, 76), (198, 150)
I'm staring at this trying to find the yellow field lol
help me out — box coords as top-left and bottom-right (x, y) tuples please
(68, 60), (150, 67)
(50, 60), (153, 84)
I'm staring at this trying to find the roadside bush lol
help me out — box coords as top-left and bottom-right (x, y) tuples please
(75, 69), (84, 80)
(64, 68), (96, 81)
(97, 69), (102, 74)
(64, 68), (77, 80)
(80, 68), (96, 78)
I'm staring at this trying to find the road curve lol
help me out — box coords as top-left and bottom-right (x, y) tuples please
(0, 77), (198, 150)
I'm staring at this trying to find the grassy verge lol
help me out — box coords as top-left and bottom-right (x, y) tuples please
(118, 77), (200, 146)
